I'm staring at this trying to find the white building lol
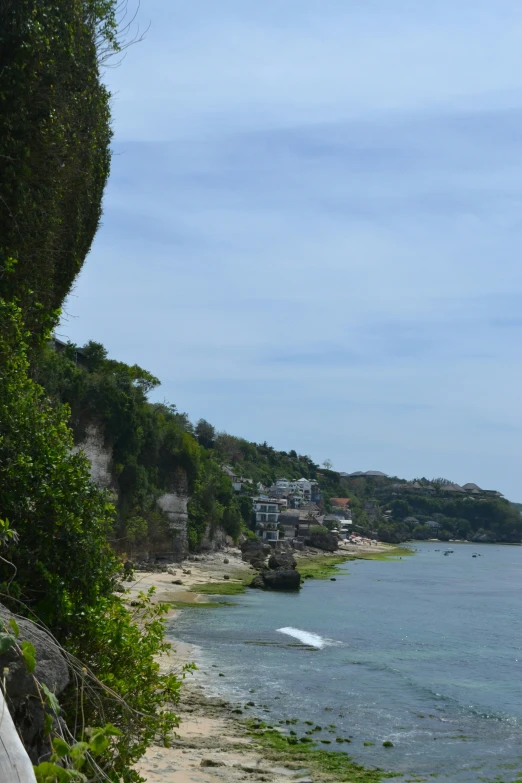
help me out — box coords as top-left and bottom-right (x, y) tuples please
(253, 498), (280, 525)
(294, 478), (320, 501)
(253, 497), (283, 541)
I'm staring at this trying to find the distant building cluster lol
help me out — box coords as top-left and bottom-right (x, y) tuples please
(394, 479), (502, 499)
(251, 477), (324, 542)
(220, 466), (356, 543)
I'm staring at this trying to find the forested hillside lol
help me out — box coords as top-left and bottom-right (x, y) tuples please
(33, 341), (247, 551)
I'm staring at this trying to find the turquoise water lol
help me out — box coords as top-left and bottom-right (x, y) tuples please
(170, 543), (522, 781)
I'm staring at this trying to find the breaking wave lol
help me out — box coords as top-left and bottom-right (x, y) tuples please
(277, 627), (330, 649)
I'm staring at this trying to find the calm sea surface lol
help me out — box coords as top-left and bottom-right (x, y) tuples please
(170, 542), (522, 782)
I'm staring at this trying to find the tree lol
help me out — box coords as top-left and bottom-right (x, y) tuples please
(82, 339), (108, 371)
(195, 418), (216, 449)
(390, 499), (412, 520)
(322, 459), (334, 470)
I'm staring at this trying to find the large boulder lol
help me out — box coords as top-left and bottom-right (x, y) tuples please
(0, 606), (69, 762)
(262, 569), (301, 591)
(250, 557), (268, 571)
(240, 539), (270, 563)
(268, 552), (296, 570)
(304, 531), (338, 552)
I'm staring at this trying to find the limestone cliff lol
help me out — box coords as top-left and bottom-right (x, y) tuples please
(74, 424), (190, 559)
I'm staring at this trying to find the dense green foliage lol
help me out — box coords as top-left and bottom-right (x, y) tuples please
(214, 433), (319, 486)
(335, 475), (522, 543)
(33, 340), (243, 551)
(0, 0), (114, 337)
(0, 310), (117, 633)
(375, 491), (522, 543)
(0, 303), (182, 782)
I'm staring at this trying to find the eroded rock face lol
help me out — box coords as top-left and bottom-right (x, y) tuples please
(157, 490), (189, 559)
(268, 552), (296, 570)
(304, 531), (338, 552)
(240, 539), (271, 563)
(0, 606), (69, 762)
(72, 423), (113, 490)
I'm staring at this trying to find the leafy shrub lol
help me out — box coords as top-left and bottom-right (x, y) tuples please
(0, 303), (183, 782)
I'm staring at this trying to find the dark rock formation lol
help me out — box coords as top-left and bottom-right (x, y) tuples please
(240, 539), (271, 557)
(471, 531), (495, 543)
(268, 552), (296, 570)
(250, 557), (268, 570)
(250, 568), (301, 591)
(0, 606), (69, 763)
(304, 531), (338, 552)
(262, 568), (301, 590)
(240, 539), (270, 563)
(249, 575), (265, 590)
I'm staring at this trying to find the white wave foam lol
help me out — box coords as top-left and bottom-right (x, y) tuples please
(277, 627), (328, 649)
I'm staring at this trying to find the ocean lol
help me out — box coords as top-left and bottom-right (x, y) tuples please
(169, 542), (522, 782)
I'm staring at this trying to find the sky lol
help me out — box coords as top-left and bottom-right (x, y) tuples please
(62, 0), (522, 500)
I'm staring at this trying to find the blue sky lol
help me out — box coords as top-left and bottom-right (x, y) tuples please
(62, 0), (522, 499)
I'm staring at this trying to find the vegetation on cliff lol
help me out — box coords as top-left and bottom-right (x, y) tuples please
(0, 305), (184, 783)
(0, 3), (188, 780)
(0, 0), (114, 339)
(33, 340), (245, 551)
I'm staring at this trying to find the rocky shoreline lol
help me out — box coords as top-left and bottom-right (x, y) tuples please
(128, 542), (404, 783)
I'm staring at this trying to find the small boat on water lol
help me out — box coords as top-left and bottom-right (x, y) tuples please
(444, 549), (454, 555)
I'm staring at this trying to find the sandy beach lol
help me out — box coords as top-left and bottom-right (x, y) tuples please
(126, 540), (390, 608)
(124, 540), (395, 783)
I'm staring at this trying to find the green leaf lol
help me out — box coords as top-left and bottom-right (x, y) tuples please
(43, 712), (53, 736)
(34, 761), (85, 783)
(52, 736), (70, 759)
(99, 723), (122, 737)
(21, 640), (36, 672)
(88, 732), (109, 755)
(8, 618), (20, 638)
(69, 741), (89, 769)
(0, 632), (16, 655)
(70, 741), (89, 758)
(41, 682), (60, 714)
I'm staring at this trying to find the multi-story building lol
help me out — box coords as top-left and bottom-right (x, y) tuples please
(253, 497), (280, 525)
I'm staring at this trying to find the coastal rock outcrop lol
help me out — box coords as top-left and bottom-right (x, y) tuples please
(0, 606), (69, 762)
(240, 539), (270, 564)
(259, 568), (301, 591)
(268, 552), (296, 570)
(249, 575), (265, 589)
(304, 531), (338, 552)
